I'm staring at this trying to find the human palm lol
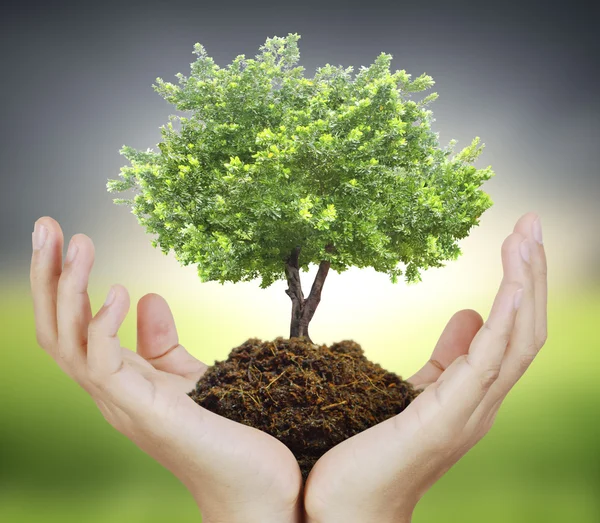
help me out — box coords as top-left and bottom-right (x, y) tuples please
(30, 217), (303, 523)
(31, 212), (546, 523)
(303, 212), (548, 523)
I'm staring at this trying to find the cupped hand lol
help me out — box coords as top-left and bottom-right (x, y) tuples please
(303, 212), (548, 523)
(30, 217), (304, 523)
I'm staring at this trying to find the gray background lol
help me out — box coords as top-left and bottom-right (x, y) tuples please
(2, 0), (598, 284)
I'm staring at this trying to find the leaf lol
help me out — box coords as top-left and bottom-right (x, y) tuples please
(109, 33), (494, 289)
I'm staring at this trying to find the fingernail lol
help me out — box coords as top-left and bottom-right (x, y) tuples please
(65, 240), (79, 264)
(519, 239), (530, 263)
(104, 287), (116, 307)
(532, 217), (543, 245)
(514, 288), (524, 309)
(32, 223), (48, 251)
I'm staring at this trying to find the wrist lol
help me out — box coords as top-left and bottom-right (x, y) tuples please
(376, 508), (414, 523)
(382, 507), (414, 523)
(396, 503), (415, 523)
(306, 506), (414, 523)
(183, 472), (303, 523)
(202, 510), (300, 523)
(194, 494), (303, 523)
(396, 512), (413, 523)
(196, 491), (303, 523)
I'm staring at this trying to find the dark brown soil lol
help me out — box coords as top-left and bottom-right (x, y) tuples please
(187, 336), (421, 480)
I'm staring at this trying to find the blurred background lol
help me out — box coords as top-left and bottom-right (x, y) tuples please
(1, 0), (599, 521)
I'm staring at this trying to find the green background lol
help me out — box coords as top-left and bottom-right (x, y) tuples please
(2, 278), (599, 522)
(2, 0), (599, 519)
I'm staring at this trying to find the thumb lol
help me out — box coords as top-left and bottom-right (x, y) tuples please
(407, 309), (483, 389)
(136, 293), (207, 382)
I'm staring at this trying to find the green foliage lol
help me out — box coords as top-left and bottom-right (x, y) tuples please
(107, 33), (495, 288)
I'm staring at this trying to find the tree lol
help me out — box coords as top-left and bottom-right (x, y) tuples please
(107, 33), (495, 343)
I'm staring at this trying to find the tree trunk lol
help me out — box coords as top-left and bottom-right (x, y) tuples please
(284, 244), (333, 344)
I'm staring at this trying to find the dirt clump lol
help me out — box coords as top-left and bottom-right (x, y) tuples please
(188, 336), (421, 480)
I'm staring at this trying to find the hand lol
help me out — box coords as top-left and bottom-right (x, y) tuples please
(303, 212), (548, 523)
(30, 217), (304, 523)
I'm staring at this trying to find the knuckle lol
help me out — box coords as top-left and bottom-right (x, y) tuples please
(479, 418), (494, 436)
(86, 363), (106, 387)
(75, 376), (94, 393)
(502, 233), (524, 257)
(482, 320), (511, 345)
(473, 422), (493, 444)
(87, 319), (103, 338)
(30, 269), (48, 285)
(100, 409), (115, 426)
(473, 395), (506, 437)
(498, 329), (512, 347)
(35, 330), (54, 350)
(517, 351), (536, 372)
(479, 365), (501, 389)
(454, 354), (469, 366)
(466, 415), (492, 443)
(481, 408), (501, 435)
(466, 354), (501, 389)
(57, 345), (74, 363)
(506, 280), (524, 295)
(501, 235), (515, 256)
(538, 265), (548, 279)
(95, 400), (114, 424)
(58, 271), (80, 293)
(482, 321), (494, 335)
(535, 331), (548, 349)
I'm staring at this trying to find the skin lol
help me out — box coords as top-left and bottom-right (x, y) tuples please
(30, 211), (547, 523)
(303, 211), (548, 523)
(29, 216), (304, 523)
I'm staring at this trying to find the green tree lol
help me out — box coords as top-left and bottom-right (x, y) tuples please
(107, 33), (494, 343)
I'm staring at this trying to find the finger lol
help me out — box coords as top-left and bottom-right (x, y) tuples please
(496, 214), (537, 381)
(56, 234), (95, 365)
(469, 215), (542, 424)
(407, 309), (483, 389)
(429, 234), (524, 424)
(514, 212), (548, 350)
(87, 285), (130, 378)
(136, 293), (207, 382)
(87, 285), (155, 412)
(30, 217), (64, 353)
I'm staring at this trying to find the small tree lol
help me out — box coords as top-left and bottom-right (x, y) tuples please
(107, 33), (494, 343)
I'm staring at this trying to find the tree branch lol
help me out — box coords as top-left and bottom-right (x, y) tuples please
(285, 246), (305, 337)
(301, 243), (334, 326)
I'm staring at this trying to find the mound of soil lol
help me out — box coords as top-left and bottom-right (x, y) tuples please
(187, 336), (421, 480)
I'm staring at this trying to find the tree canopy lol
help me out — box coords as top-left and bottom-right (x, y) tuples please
(107, 33), (494, 289)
